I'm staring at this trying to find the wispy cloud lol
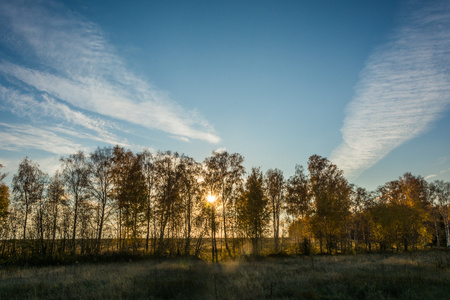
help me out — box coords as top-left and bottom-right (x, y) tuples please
(330, 1), (450, 179)
(171, 135), (191, 143)
(0, 86), (129, 147)
(0, 0), (220, 145)
(0, 122), (86, 155)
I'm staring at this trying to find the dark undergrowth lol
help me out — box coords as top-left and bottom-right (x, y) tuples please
(0, 252), (207, 270)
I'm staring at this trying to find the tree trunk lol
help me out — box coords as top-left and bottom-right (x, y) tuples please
(118, 208), (122, 251)
(23, 203), (28, 240)
(146, 212), (150, 253)
(444, 215), (450, 248)
(185, 199), (191, 255)
(51, 204), (58, 255)
(272, 197), (278, 252)
(222, 200), (232, 257)
(97, 202), (106, 253)
(72, 191), (79, 254)
(39, 205), (45, 255)
(439, 207), (450, 248)
(252, 237), (258, 255)
(433, 213), (440, 247)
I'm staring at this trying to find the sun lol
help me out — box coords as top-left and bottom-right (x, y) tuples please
(207, 194), (216, 203)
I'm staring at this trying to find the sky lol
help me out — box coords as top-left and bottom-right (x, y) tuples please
(0, 0), (449, 191)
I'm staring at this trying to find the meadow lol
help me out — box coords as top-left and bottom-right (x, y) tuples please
(1, 250), (450, 299)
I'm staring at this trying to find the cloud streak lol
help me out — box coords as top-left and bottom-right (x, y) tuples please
(0, 86), (128, 147)
(330, 0), (450, 179)
(0, 122), (86, 155)
(0, 0), (220, 145)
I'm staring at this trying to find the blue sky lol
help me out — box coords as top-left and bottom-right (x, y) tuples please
(0, 0), (449, 191)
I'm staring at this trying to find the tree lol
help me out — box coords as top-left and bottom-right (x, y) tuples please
(77, 199), (95, 254)
(153, 151), (183, 254)
(308, 155), (352, 253)
(351, 186), (375, 251)
(430, 180), (450, 247)
(265, 168), (285, 252)
(204, 151), (245, 257)
(238, 167), (269, 255)
(47, 170), (65, 254)
(375, 173), (430, 251)
(286, 165), (312, 254)
(286, 165), (311, 219)
(118, 156), (148, 251)
(33, 172), (49, 255)
(61, 151), (90, 253)
(398, 173), (430, 250)
(0, 163), (10, 249)
(89, 147), (114, 252)
(0, 164), (9, 223)
(178, 155), (202, 255)
(111, 145), (135, 250)
(12, 158), (46, 240)
(140, 149), (156, 253)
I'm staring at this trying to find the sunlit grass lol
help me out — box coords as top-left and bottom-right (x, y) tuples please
(1, 250), (450, 299)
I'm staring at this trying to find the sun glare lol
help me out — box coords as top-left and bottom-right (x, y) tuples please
(207, 194), (216, 203)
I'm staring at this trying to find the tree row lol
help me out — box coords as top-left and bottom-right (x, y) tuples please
(0, 146), (449, 262)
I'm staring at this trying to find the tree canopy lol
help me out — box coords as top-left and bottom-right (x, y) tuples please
(0, 148), (448, 262)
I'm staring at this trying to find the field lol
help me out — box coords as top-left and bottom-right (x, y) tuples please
(1, 250), (450, 299)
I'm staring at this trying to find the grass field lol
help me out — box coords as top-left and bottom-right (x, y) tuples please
(1, 250), (450, 299)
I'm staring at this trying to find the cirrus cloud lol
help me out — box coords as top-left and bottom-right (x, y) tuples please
(331, 0), (450, 179)
(0, 0), (220, 151)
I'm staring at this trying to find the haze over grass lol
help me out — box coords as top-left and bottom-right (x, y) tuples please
(1, 251), (450, 299)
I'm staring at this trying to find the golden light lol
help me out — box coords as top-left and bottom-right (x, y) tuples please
(207, 194), (216, 203)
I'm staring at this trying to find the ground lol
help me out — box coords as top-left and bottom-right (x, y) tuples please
(1, 250), (450, 299)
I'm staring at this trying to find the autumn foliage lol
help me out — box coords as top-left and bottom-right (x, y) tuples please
(0, 147), (449, 263)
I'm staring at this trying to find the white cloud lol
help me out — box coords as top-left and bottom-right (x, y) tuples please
(213, 147), (227, 154)
(171, 136), (191, 142)
(0, 122), (87, 155)
(0, 86), (129, 147)
(0, 0), (220, 144)
(330, 1), (450, 179)
(48, 125), (131, 148)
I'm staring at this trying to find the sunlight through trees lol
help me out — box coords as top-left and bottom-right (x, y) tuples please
(0, 147), (449, 263)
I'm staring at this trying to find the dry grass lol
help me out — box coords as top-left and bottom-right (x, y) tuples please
(1, 250), (450, 299)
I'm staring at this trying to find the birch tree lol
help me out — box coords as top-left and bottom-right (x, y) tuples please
(238, 167), (269, 255)
(265, 168), (285, 252)
(430, 180), (450, 247)
(140, 150), (156, 253)
(47, 170), (65, 254)
(308, 155), (352, 253)
(204, 151), (245, 257)
(12, 157), (46, 240)
(89, 147), (114, 252)
(61, 151), (90, 253)
(0, 164), (8, 223)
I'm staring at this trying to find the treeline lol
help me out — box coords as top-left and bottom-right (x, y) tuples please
(0, 146), (449, 262)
